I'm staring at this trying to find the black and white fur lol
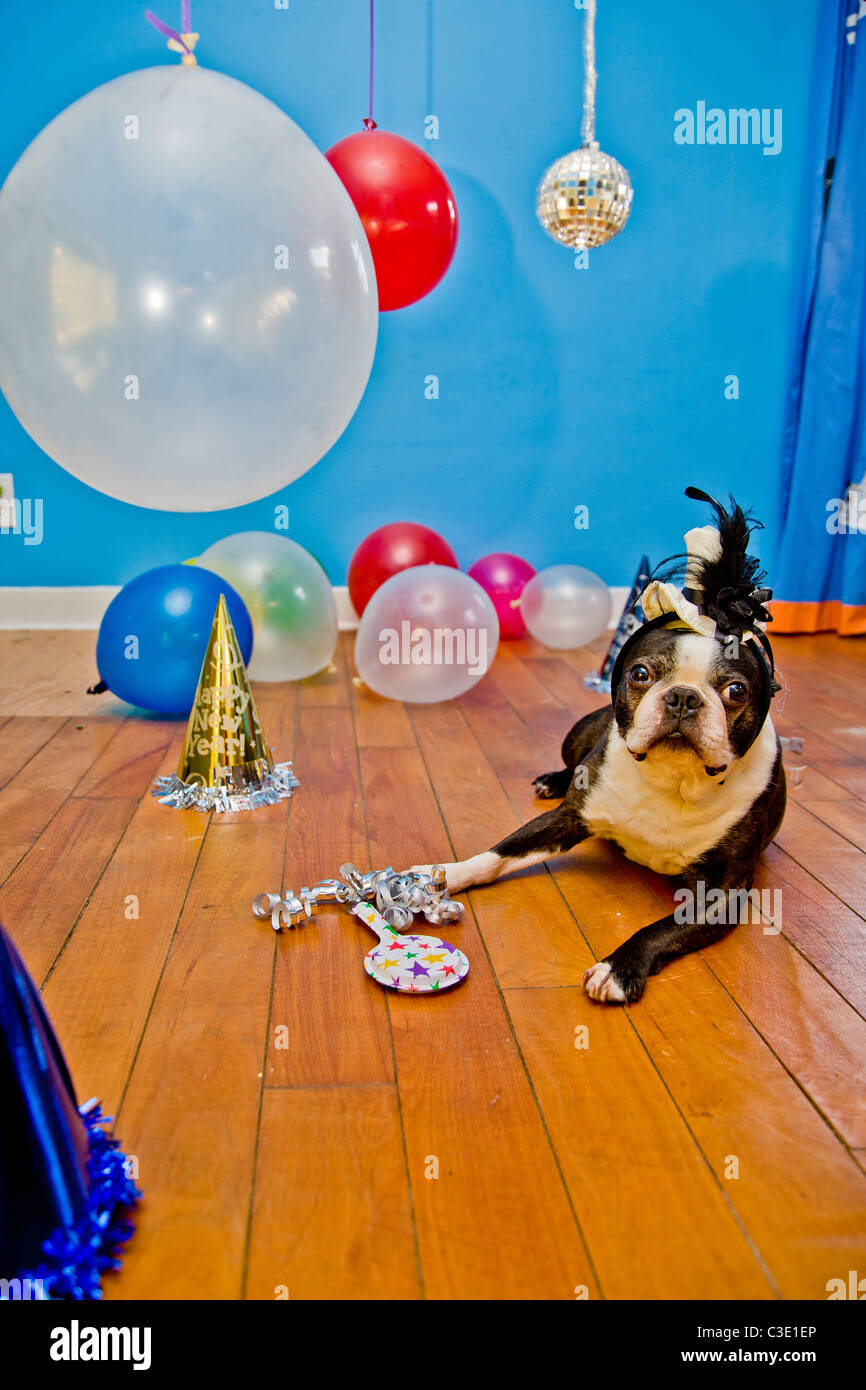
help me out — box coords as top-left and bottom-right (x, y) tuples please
(413, 498), (786, 1004)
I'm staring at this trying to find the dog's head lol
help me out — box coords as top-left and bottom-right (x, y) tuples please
(609, 487), (779, 780)
(612, 626), (770, 777)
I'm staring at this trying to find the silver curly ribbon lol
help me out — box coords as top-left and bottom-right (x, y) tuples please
(581, 0), (597, 147)
(153, 762), (299, 813)
(252, 862), (465, 933)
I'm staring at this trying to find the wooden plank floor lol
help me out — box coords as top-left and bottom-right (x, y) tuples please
(1, 627), (865, 1300)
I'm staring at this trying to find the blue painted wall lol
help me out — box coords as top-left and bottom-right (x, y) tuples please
(0, 0), (820, 590)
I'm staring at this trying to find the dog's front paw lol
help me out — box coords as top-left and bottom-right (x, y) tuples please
(408, 863), (462, 892)
(532, 769), (572, 800)
(583, 961), (626, 1003)
(583, 959), (647, 1004)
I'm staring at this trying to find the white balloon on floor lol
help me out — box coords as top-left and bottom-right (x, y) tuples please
(519, 564), (611, 648)
(354, 565), (500, 703)
(0, 66), (378, 511)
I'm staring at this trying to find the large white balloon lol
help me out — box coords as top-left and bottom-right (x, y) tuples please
(355, 565), (500, 703)
(0, 66), (378, 511)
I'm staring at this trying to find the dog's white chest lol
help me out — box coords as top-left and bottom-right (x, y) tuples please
(580, 724), (777, 875)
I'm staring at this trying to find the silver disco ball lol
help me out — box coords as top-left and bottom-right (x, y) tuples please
(536, 141), (633, 249)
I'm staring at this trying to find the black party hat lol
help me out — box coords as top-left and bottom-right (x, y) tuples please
(0, 923), (140, 1299)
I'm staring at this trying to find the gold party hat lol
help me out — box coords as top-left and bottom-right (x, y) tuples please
(153, 595), (299, 813)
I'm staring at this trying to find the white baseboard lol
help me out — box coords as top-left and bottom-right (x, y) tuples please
(607, 586), (628, 626)
(335, 586), (359, 630)
(0, 586), (121, 629)
(0, 584), (629, 632)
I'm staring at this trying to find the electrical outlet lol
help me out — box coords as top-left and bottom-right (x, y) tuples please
(0, 473), (14, 528)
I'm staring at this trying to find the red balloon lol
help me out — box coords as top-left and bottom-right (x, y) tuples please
(349, 523), (459, 616)
(467, 553), (537, 640)
(326, 128), (458, 311)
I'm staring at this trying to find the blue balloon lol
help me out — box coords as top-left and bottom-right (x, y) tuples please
(96, 565), (253, 714)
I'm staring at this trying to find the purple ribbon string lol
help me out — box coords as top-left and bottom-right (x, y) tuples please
(367, 0), (376, 128)
(145, 3), (192, 57)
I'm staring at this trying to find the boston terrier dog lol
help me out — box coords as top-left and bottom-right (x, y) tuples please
(415, 488), (786, 1004)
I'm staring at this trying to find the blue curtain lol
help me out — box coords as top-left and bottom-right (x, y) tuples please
(774, 0), (866, 634)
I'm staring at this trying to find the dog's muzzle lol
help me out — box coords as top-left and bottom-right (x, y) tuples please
(664, 685), (704, 717)
(628, 684), (729, 776)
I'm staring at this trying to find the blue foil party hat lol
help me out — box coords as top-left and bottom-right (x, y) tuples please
(0, 922), (140, 1299)
(584, 555), (652, 694)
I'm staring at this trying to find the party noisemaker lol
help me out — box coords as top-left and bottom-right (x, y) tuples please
(353, 903), (469, 994)
(252, 863), (469, 995)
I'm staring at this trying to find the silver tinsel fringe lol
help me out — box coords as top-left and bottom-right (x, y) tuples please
(152, 763), (299, 813)
(252, 862), (465, 931)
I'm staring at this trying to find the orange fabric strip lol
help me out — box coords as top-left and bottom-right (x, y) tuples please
(768, 599), (866, 636)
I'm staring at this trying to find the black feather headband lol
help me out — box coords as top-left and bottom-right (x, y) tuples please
(680, 486), (774, 639)
(609, 487), (780, 714)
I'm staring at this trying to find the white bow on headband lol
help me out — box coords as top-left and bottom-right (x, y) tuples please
(639, 525), (721, 638)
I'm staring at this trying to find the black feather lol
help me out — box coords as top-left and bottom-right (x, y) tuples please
(682, 486), (773, 636)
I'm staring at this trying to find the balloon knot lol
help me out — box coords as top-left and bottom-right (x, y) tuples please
(145, 11), (199, 64)
(169, 32), (199, 64)
(363, 117), (378, 131)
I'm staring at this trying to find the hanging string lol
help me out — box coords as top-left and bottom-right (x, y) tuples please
(364, 0), (377, 130)
(145, 1), (197, 64)
(581, 0), (597, 146)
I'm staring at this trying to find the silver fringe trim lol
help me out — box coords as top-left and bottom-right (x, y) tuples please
(252, 863), (465, 931)
(152, 763), (299, 813)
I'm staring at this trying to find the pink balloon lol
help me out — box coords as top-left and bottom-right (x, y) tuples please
(467, 553), (536, 639)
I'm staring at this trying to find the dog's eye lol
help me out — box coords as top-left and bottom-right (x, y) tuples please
(629, 664), (652, 684)
(724, 681), (748, 704)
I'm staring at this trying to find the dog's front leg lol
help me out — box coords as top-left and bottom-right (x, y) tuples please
(583, 911), (733, 1004)
(584, 857), (760, 1004)
(414, 804), (588, 893)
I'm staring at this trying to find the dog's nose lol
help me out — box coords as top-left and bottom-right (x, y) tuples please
(664, 685), (704, 716)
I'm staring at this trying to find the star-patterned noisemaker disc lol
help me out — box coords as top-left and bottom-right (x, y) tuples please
(352, 902), (469, 994)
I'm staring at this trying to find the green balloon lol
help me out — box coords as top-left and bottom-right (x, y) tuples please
(197, 532), (337, 682)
